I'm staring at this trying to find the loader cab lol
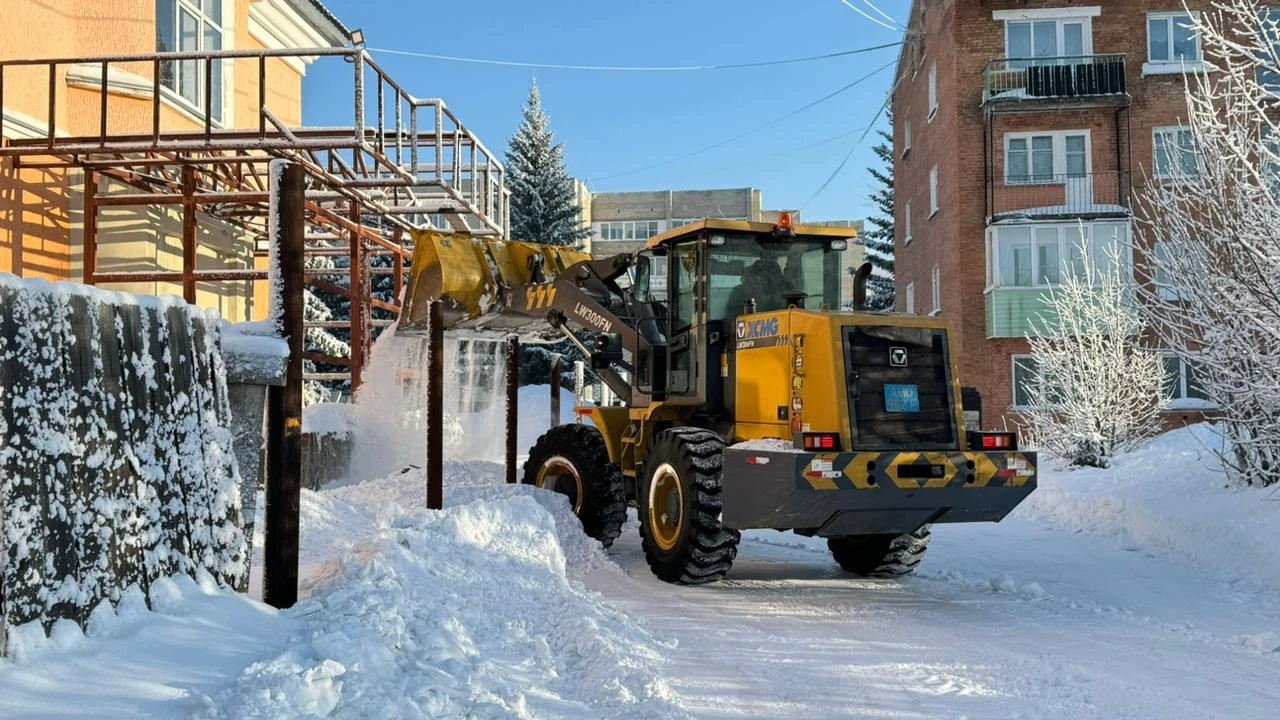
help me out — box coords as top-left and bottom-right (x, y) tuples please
(630, 217), (854, 415)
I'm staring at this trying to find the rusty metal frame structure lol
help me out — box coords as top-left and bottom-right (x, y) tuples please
(0, 46), (509, 391)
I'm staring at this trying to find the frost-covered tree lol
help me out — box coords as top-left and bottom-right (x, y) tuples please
(303, 248), (352, 405)
(859, 112), (896, 310)
(1136, 0), (1280, 486)
(1019, 237), (1168, 468)
(505, 81), (589, 247)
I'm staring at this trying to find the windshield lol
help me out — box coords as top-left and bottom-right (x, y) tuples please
(708, 233), (842, 322)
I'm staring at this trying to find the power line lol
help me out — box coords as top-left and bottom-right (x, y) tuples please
(839, 0), (901, 33)
(366, 42), (903, 72)
(588, 60), (895, 182)
(859, 0), (904, 28)
(801, 69), (901, 209)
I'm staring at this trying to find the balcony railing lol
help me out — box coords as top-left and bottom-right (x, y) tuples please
(983, 54), (1127, 104)
(991, 171), (1130, 220)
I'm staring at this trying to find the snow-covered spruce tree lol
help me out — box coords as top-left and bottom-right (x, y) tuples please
(303, 248), (352, 405)
(1019, 236), (1168, 468)
(1136, 0), (1280, 486)
(859, 112), (896, 310)
(505, 81), (589, 247)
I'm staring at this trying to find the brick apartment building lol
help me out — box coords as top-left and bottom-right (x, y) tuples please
(892, 0), (1216, 427)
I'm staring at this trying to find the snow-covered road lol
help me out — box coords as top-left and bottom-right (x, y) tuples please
(2, 424), (1277, 719)
(589, 514), (1280, 719)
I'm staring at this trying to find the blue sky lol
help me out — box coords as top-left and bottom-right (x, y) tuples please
(305, 0), (909, 223)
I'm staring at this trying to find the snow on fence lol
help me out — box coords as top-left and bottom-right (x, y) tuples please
(0, 275), (246, 645)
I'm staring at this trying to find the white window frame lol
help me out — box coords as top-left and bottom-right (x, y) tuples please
(156, 0), (232, 126)
(929, 165), (939, 217)
(1152, 240), (1185, 302)
(903, 115), (912, 157)
(1003, 130), (1091, 185)
(986, 220), (1131, 290)
(928, 62), (938, 121)
(597, 220), (662, 242)
(904, 200), (913, 244)
(1002, 16), (1094, 60)
(1162, 353), (1215, 410)
(1011, 354), (1062, 409)
(1145, 11), (1204, 75)
(905, 282), (916, 314)
(931, 265), (941, 312)
(1152, 126), (1201, 180)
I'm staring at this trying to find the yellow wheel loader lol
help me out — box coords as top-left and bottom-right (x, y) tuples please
(400, 215), (1037, 584)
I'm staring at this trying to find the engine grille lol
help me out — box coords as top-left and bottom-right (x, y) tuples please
(842, 325), (958, 450)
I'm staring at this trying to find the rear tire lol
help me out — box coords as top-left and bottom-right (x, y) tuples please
(522, 424), (626, 548)
(639, 428), (740, 584)
(828, 526), (932, 577)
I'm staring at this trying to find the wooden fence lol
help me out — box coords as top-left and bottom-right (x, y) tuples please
(0, 275), (246, 644)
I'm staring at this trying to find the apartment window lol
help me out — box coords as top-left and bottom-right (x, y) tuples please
(928, 62), (938, 120)
(1163, 354), (1212, 408)
(156, 0), (224, 123)
(1005, 131), (1089, 184)
(1006, 18), (1090, 62)
(929, 165), (939, 217)
(904, 200), (913, 243)
(931, 265), (940, 312)
(1148, 12), (1201, 65)
(903, 116), (912, 157)
(1259, 8), (1280, 91)
(669, 218), (699, 230)
(598, 220), (661, 241)
(905, 282), (915, 314)
(1152, 241), (1184, 301)
(1153, 127), (1199, 179)
(988, 221), (1129, 289)
(1012, 355), (1063, 408)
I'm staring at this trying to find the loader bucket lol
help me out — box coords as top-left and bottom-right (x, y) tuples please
(398, 228), (590, 341)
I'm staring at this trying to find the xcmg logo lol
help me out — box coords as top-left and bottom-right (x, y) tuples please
(736, 317), (780, 340)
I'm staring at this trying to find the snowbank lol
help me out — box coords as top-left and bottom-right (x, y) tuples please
(0, 461), (689, 719)
(211, 469), (689, 719)
(1014, 423), (1280, 591)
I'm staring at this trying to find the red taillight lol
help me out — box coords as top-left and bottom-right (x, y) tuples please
(971, 432), (1016, 450)
(802, 433), (841, 451)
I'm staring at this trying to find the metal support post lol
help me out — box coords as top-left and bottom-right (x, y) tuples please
(263, 161), (305, 610)
(506, 334), (519, 484)
(549, 353), (562, 429)
(427, 300), (444, 510)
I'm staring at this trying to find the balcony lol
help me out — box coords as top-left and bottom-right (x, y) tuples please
(983, 55), (1129, 108)
(990, 171), (1130, 222)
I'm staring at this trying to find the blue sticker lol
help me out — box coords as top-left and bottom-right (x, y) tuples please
(884, 384), (920, 413)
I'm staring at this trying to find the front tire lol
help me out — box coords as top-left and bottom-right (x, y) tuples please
(639, 428), (740, 584)
(828, 526), (932, 577)
(522, 424), (626, 548)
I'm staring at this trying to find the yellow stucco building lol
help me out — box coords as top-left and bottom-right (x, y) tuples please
(1, 0), (349, 321)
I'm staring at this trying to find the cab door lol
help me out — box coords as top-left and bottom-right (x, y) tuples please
(666, 240), (702, 401)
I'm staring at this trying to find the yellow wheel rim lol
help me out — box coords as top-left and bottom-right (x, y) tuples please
(536, 456), (584, 514)
(648, 463), (684, 551)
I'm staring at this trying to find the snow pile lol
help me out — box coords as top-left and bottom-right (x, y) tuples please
(220, 320), (288, 383)
(0, 274), (246, 634)
(205, 489), (688, 719)
(303, 402), (351, 438)
(730, 438), (803, 453)
(1015, 423), (1280, 591)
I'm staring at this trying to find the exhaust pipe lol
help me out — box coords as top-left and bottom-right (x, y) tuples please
(851, 261), (872, 310)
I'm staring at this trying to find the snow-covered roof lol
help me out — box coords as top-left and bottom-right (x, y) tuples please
(288, 0), (349, 46)
(990, 204), (1131, 224)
